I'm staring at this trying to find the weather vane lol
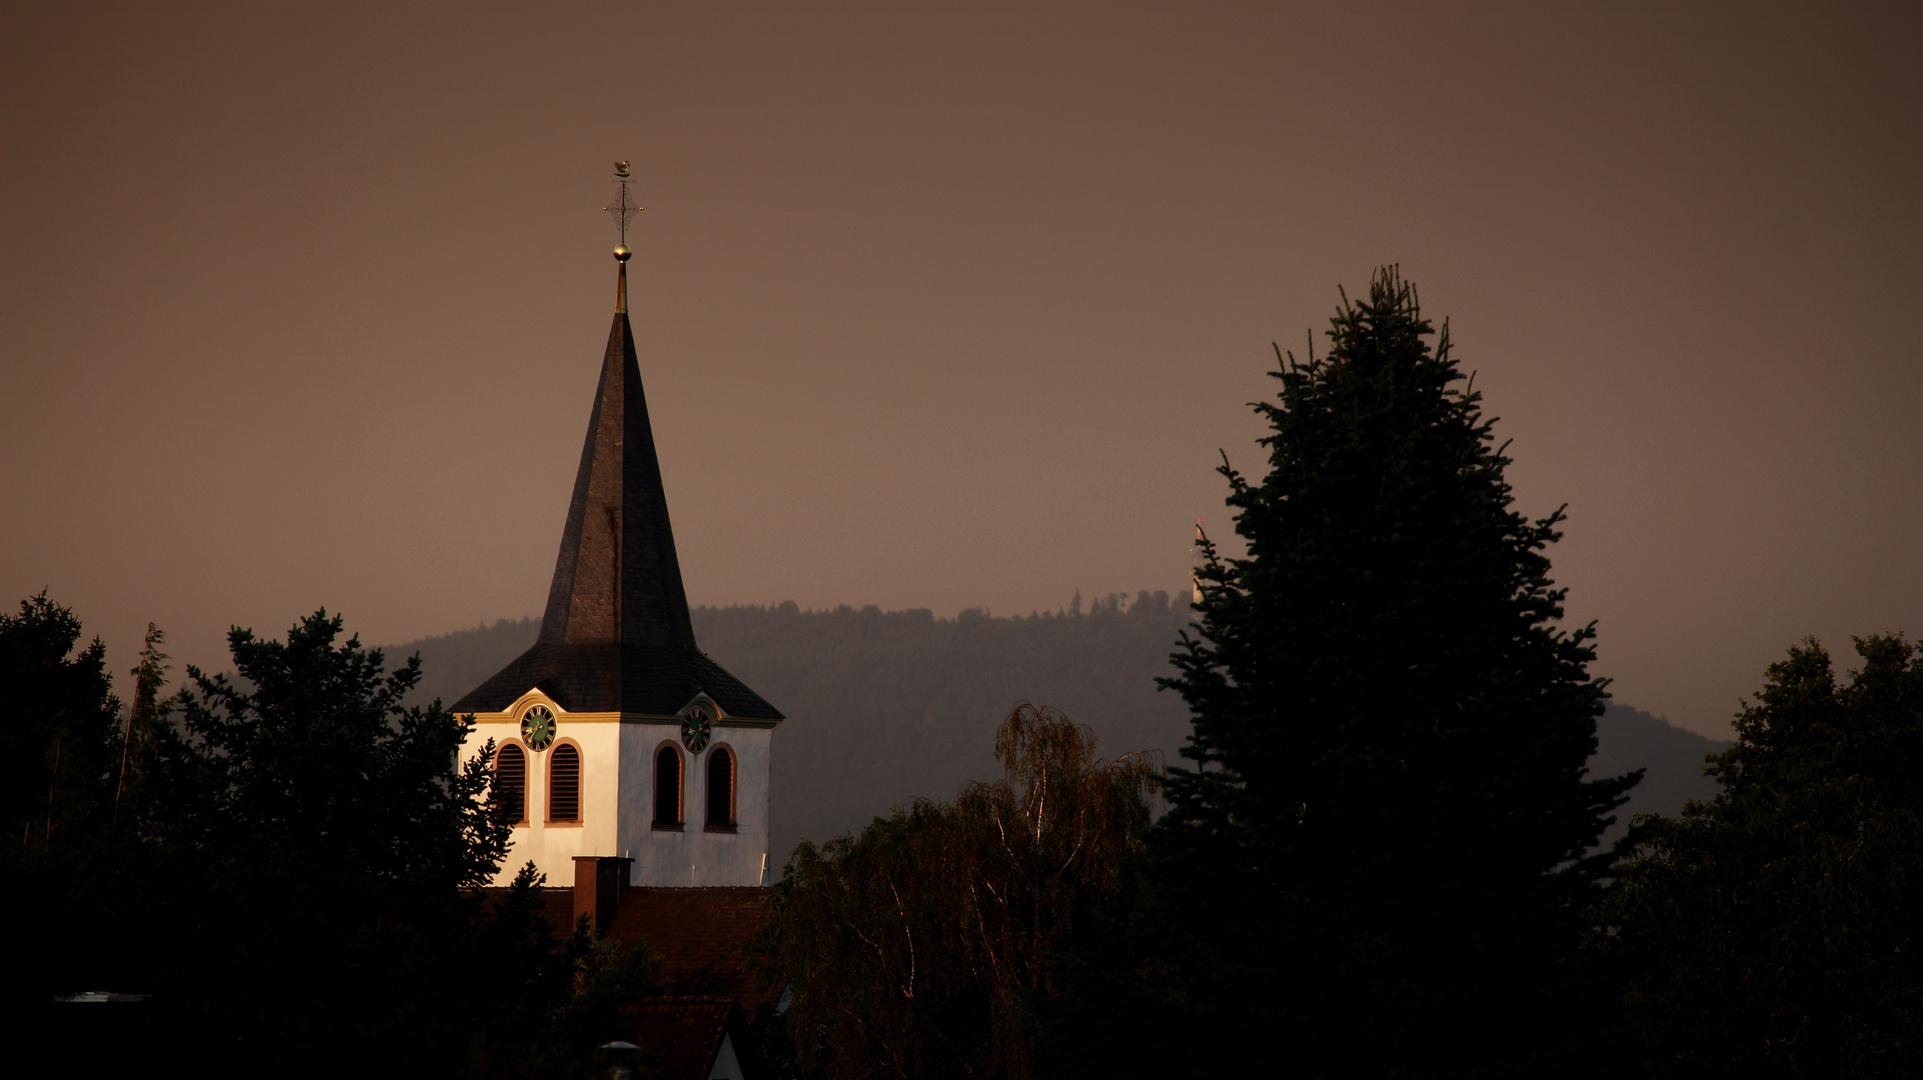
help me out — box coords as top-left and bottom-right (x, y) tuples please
(605, 161), (642, 254)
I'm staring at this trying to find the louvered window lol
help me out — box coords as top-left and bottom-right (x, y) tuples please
(655, 745), (681, 825)
(707, 746), (735, 826)
(495, 744), (527, 825)
(548, 743), (580, 823)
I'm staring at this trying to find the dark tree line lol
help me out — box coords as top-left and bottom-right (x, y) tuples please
(2, 594), (130, 1002)
(2, 602), (655, 1076)
(1594, 635), (1923, 1074)
(754, 705), (1158, 1080)
(748, 269), (1923, 1078)
(13, 266), (1916, 1077)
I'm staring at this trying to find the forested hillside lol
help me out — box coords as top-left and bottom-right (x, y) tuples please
(390, 594), (1725, 863)
(1588, 701), (1729, 843)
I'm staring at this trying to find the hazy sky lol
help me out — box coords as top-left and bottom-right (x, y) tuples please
(4, 2), (1919, 737)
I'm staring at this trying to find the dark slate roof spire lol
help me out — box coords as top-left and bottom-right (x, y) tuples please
(453, 236), (781, 721)
(536, 251), (693, 652)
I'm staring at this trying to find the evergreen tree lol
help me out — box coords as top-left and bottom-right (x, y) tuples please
(138, 609), (514, 1070)
(0, 593), (127, 1004)
(1595, 635), (1923, 1076)
(4, 601), (657, 1072)
(1, 594), (123, 867)
(112, 622), (169, 826)
(1140, 269), (1636, 1076)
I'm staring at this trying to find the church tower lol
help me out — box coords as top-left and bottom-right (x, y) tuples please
(455, 167), (783, 888)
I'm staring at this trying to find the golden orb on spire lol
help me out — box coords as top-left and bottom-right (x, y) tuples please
(614, 243), (632, 262)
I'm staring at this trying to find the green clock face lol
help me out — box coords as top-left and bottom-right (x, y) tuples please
(681, 706), (713, 753)
(521, 704), (557, 751)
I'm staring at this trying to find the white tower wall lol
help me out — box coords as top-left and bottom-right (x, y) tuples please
(461, 689), (773, 890)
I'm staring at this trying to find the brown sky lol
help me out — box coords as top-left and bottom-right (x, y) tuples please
(4, 2), (1919, 738)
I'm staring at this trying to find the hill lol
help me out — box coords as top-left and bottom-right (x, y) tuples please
(387, 595), (1726, 864)
(1588, 700), (1727, 842)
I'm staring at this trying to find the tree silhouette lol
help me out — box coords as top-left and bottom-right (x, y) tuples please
(1597, 634), (1923, 1076)
(756, 705), (1158, 1079)
(1139, 268), (1636, 1076)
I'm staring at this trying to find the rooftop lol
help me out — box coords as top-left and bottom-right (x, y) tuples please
(453, 258), (780, 722)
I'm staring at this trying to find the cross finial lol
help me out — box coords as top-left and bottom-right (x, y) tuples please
(606, 162), (640, 314)
(605, 161), (642, 250)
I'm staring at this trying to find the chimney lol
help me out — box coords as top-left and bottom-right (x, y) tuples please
(572, 855), (633, 934)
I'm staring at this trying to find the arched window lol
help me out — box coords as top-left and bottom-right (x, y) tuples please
(707, 745), (735, 827)
(654, 745), (682, 826)
(548, 743), (580, 823)
(495, 743), (527, 825)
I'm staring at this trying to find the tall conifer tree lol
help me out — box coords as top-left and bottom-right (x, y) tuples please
(1148, 269), (1635, 1075)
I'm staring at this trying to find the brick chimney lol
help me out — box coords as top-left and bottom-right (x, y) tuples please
(572, 856), (633, 934)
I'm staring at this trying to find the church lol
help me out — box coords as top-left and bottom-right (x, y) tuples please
(452, 170), (783, 1078)
(453, 195), (783, 894)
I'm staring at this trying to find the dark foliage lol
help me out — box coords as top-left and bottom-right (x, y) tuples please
(0, 603), (659, 1075)
(754, 706), (1158, 1080)
(1595, 635), (1923, 1076)
(466, 864), (664, 1079)
(0, 593), (128, 1004)
(1111, 269), (1637, 1077)
(122, 609), (511, 1069)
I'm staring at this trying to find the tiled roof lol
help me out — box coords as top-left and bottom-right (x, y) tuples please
(476, 885), (580, 935)
(480, 886), (780, 1010)
(617, 997), (739, 1080)
(605, 887), (780, 1010)
(452, 306), (781, 723)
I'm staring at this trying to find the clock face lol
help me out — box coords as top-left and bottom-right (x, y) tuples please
(521, 704), (557, 751)
(681, 706), (713, 754)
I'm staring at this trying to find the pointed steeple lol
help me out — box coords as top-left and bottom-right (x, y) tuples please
(535, 244), (696, 652)
(454, 247), (781, 721)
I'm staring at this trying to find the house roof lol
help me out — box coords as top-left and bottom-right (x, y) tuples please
(478, 884), (781, 1011)
(604, 886), (780, 1010)
(617, 997), (740, 1080)
(476, 883), (579, 933)
(452, 278), (780, 721)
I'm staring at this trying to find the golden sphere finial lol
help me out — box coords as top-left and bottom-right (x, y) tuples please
(614, 243), (631, 262)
